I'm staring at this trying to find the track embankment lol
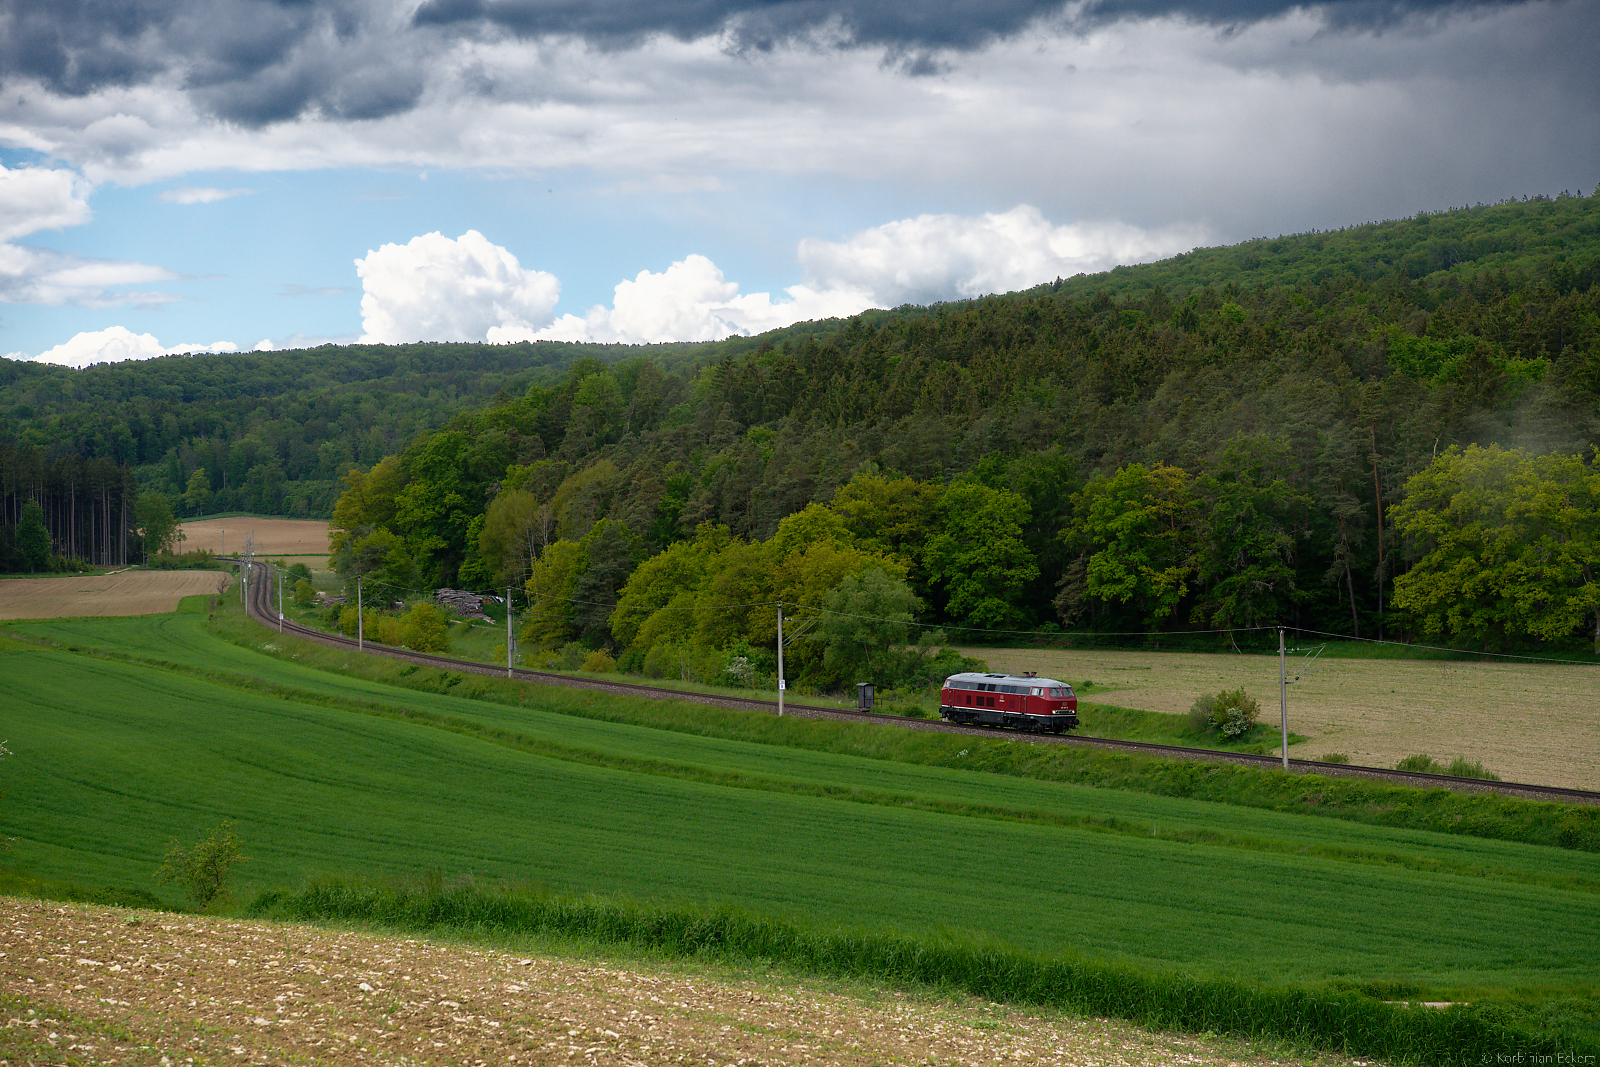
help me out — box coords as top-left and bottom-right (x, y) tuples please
(237, 561), (1600, 806)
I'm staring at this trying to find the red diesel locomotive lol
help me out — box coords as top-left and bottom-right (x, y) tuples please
(939, 671), (1079, 733)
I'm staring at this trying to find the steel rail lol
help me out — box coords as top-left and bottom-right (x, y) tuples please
(235, 560), (1600, 806)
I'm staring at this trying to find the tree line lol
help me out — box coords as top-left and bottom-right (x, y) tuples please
(0, 445), (143, 571)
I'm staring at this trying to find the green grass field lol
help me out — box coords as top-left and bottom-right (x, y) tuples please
(3, 597), (1598, 1054)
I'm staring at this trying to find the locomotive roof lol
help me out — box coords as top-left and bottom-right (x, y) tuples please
(943, 671), (1070, 688)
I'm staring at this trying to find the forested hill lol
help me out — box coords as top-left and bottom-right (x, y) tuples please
(4, 190), (1598, 664)
(316, 190), (1600, 676)
(0, 337), (744, 517)
(1042, 188), (1600, 302)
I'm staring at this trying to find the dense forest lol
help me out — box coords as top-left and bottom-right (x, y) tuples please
(5, 190), (1598, 678)
(323, 191), (1600, 682)
(0, 339), (750, 518)
(0, 447), (142, 570)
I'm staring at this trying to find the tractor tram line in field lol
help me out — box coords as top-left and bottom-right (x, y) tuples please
(239, 561), (1600, 807)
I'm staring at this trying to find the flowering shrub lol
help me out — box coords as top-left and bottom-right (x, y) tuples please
(1187, 687), (1261, 737)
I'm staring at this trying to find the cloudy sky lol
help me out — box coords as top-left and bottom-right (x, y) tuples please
(1, 0), (1595, 366)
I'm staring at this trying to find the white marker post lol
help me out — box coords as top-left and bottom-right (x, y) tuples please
(277, 567), (284, 632)
(357, 576), (364, 653)
(776, 603), (785, 718)
(506, 585), (515, 678)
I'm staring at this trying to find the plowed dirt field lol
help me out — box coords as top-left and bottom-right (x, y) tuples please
(0, 899), (1344, 1067)
(0, 571), (226, 620)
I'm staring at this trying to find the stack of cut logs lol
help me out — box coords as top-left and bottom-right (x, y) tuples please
(435, 588), (492, 621)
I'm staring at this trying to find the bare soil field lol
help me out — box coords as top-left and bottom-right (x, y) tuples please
(0, 571), (226, 621)
(179, 517), (330, 560)
(0, 898), (1344, 1067)
(960, 646), (1600, 791)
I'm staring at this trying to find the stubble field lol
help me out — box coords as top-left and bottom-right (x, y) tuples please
(0, 570), (227, 620)
(961, 646), (1600, 790)
(180, 517), (330, 565)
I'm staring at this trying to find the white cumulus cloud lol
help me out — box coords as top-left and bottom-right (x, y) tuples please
(799, 206), (1210, 307)
(12, 326), (238, 368)
(355, 230), (560, 343)
(509, 255), (874, 345)
(0, 164), (92, 242)
(494, 207), (1202, 345)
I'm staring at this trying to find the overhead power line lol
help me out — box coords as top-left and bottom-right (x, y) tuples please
(1289, 627), (1600, 666)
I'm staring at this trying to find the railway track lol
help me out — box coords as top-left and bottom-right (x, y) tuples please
(237, 560), (1600, 806)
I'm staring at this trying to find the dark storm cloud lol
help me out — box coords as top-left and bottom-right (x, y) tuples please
(409, 0), (1068, 49)
(0, 0), (423, 124)
(410, 0), (1519, 48)
(0, 0), (1552, 125)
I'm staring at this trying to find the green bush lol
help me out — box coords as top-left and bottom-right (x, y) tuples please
(581, 649), (617, 673)
(148, 550), (220, 570)
(1444, 757), (1502, 781)
(1188, 688), (1260, 737)
(1396, 754), (1444, 773)
(642, 641), (686, 679)
(157, 822), (246, 910)
(292, 578), (317, 608)
(1320, 753), (1351, 765)
(375, 615), (404, 646)
(399, 603), (450, 653)
(695, 648), (730, 684)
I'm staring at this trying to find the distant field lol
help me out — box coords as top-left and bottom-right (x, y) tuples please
(960, 646), (1600, 790)
(180, 517), (329, 559)
(0, 570), (226, 620)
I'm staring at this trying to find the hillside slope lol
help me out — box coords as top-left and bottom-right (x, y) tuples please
(310, 192), (1600, 660)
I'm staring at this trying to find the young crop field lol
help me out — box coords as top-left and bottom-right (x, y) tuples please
(4, 602), (1597, 1029)
(0, 570), (227, 620)
(962, 646), (1600, 791)
(179, 516), (329, 561)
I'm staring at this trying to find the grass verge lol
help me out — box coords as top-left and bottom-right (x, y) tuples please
(0, 868), (172, 910)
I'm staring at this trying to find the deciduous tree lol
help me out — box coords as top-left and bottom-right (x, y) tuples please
(1392, 446), (1600, 649)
